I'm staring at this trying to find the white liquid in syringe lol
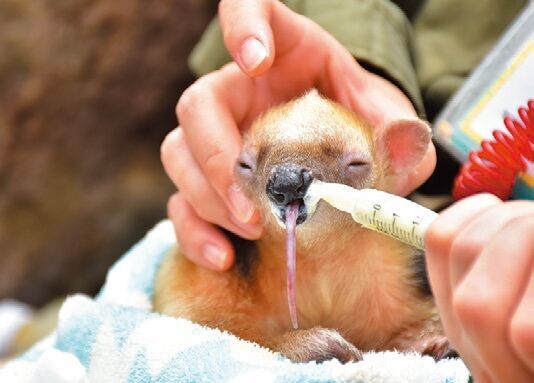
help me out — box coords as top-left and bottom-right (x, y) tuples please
(304, 181), (439, 250)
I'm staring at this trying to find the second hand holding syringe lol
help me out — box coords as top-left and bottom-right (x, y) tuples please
(305, 180), (439, 250)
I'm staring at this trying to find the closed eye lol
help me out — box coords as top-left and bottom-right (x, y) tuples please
(348, 160), (368, 168)
(238, 161), (252, 170)
(236, 151), (256, 175)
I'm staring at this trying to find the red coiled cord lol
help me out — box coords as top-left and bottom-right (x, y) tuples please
(453, 99), (534, 200)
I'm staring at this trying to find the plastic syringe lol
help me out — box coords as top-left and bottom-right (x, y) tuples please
(304, 180), (439, 250)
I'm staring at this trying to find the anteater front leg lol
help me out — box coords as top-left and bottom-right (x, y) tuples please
(385, 318), (456, 361)
(270, 327), (363, 363)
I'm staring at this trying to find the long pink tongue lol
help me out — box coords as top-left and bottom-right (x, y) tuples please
(286, 203), (299, 329)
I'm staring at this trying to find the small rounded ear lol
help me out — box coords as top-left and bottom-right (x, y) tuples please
(377, 118), (432, 176)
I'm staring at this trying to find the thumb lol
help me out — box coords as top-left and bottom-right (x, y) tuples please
(219, 0), (275, 76)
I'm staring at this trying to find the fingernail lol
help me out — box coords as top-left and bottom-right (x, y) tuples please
(230, 215), (263, 238)
(239, 38), (267, 71)
(203, 243), (227, 270)
(228, 184), (255, 223)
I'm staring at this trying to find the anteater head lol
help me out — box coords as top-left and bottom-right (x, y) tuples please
(235, 90), (431, 241)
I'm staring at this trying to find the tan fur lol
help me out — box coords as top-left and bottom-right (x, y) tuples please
(153, 90), (447, 362)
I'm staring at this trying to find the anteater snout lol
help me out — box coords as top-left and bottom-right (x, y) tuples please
(266, 163), (313, 205)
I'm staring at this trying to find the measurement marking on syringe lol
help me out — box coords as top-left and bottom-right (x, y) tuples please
(354, 210), (427, 249)
(312, 182), (437, 250)
(391, 212), (399, 237)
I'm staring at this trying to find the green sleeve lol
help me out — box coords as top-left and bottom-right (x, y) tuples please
(189, 0), (424, 115)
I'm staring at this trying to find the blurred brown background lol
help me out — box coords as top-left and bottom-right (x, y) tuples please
(0, 0), (216, 307)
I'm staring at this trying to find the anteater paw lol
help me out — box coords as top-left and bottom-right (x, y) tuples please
(423, 336), (458, 360)
(276, 327), (363, 363)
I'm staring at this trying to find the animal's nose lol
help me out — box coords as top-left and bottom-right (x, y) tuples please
(266, 163), (313, 205)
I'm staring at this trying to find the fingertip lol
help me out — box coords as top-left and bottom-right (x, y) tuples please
(161, 127), (183, 171)
(425, 193), (501, 255)
(202, 242), (235, 271)
(191, 234), (236, 272)
(227, 26), (274, 77)
(168, 193), (236, 271)
(219, 0), (274, 76)
(229, 215), (264, 240)
(237, 37), (270, 75)
(425, 217), (453, 260)
(190, 241), (234, 272)
(228, 183), (256, 224)
(218, 242), (236, 271)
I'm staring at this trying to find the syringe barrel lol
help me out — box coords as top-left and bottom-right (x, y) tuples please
(351, 189), (439, 250)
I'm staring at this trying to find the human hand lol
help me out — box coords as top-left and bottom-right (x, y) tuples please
(161, 0), (436, 270)
(425, 194), (534, 382)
